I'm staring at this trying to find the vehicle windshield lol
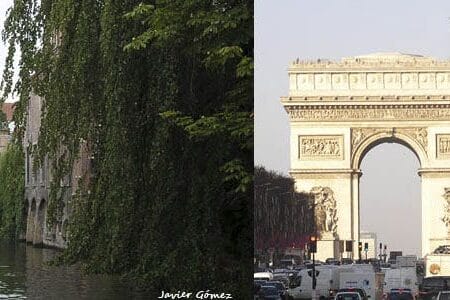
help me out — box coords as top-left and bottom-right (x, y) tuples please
(289, 275), (302, 288)
(261, 286), (278, 296)
(439, 293), (450, 300)
(339, 289), (365, 296)
(388, 292), (413, 300)
(336, 293), (360, 300)
(423, 277), (450, 288)
(265, 282), (284, 290)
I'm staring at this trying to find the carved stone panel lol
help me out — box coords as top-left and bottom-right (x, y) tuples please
(442, 188), (450, 237)
(367, 73), (383, 90)
(310, 186), (338, 238)
(402, 73), (418, 89)
(351, 128), (392, 153)
(349, 73), (366, 90)
(332, 73), (349, 90)
(314, 73), (331, 90)
(297, 74), (314, 90)
(437, 134), (450, 159)
(384, 73), (401, 89)
(396, 127), (428, 155)
(351, 127), (428, 158)
(436, 73), (450, 89)
(419, 73), (436, 89)
(299, 135), (344, 160)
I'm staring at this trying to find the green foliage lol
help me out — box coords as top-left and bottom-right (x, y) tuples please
(2, 0), (253, 297)
(0, 143), (25, 239)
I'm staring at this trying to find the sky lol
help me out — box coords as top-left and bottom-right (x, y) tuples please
(254, 0), (450, 256)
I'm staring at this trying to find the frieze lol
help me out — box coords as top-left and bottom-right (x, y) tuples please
(299, 135), (343, 160)
(290, 71), (450, 92)
(286, 104), (450, 122)
(282, 95), (450, 102)
(437, 134), (450, 159)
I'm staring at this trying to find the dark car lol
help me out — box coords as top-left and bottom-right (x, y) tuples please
(337, 288), (368, 300)
(418, 276), (450, 299)
(326, 258), (341, 265)
(259, 286), (282, 300)
(385, 289), (414, 300)
(263, 281), (287, 299)
(341, 258), (354, 265)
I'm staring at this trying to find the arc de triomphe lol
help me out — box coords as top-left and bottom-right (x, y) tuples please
(281, 52), (450, 260)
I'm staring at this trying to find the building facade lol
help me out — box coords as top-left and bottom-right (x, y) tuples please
(23, 94), (91, 248)
(281, 52), (450, 260)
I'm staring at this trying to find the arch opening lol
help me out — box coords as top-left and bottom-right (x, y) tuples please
(359, 141), (422, 256)
(26, 199), (36, 243)
(33, 199), (47, 246)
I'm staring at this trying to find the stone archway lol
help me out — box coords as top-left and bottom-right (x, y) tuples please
(281, 52), (450, 260)
(26, 199), (36, 243)
(33, 199), (47, 246)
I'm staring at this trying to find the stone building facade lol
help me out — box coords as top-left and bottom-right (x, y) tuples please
(23, 94), (91, 248)
(281, 52), (450, 260)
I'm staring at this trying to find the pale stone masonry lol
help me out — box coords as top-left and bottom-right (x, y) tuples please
(23, 94), (92, 248)
(281, 52), (450, 260)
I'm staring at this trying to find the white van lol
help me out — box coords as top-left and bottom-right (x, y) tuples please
(383, 267), (418, 295)
(339, 271), (378, 299)
(288, 265), (353, 299)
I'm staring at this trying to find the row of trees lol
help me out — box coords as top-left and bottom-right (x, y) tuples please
(0, 0), (252, 297)
(254, 166), (315, 255)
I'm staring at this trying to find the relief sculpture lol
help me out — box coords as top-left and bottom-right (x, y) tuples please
(437, 135), (450, 159)
(442, 188), (450, 237)
(299, 135), (343, 160)
(351, 127), (428, 158)
(310, 186), (338, 238)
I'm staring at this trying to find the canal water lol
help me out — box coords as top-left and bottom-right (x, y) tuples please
(0, 242), (152, 299)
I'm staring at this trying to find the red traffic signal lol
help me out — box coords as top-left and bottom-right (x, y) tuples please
(309, 236), (317, 253)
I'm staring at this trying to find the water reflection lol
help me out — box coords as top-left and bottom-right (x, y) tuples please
(0, 242), (152, 299)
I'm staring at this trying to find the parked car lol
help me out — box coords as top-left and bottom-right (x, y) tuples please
(263, 281), (287, 300)
(326, 258), (341, 265)
(437, 291), (450, 300)
(337, 288), (368, 300)
(259, 285), (282, 300)
(418, 276), (450, 299)
(334, 292), (362, 300)
(384, 288), (414, 300)
(341, 258), (354, 265)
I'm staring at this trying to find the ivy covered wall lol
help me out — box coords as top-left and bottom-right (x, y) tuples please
(1, 0), (252, 296)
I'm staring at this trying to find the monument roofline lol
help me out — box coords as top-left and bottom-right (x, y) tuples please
(289, 52), (450, 71)
(286, 53), (450, 95)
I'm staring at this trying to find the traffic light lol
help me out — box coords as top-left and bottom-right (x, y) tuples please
(358, 242), (362, 251)
(309, 236), (317, 253)
(345, 240), (353, 252)
(364, 242), (369, 251)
